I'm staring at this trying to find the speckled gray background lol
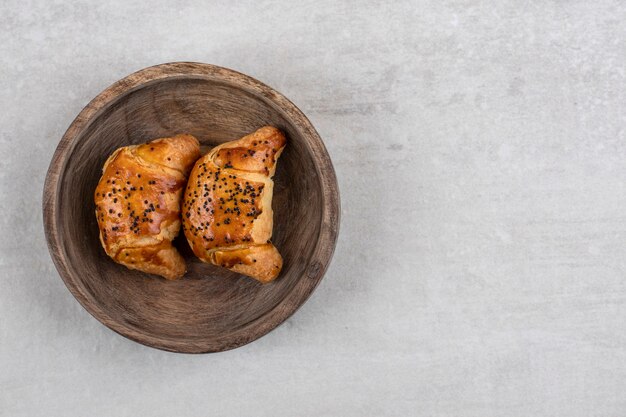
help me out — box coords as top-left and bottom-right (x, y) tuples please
(1, 1), (625, 416)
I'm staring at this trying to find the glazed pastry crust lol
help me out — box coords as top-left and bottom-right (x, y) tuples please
(94, 134), (201, 279)
(182, 126), (286, 283)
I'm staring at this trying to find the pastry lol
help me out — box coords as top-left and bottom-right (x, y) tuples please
(182, 126), (286, 283)
(94, 134), (201, 279)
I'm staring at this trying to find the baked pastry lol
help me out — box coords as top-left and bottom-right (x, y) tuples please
(94, 134), (201, 279)
(182, 126), (286, 283)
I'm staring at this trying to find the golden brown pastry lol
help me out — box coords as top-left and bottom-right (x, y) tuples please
(94, 134), (201, 279)
(182, 126), (286, 283)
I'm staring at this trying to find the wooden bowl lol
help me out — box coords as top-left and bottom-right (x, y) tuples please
(43, 62), (339, 353)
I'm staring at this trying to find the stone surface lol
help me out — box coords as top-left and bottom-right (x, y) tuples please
(1, 1), (625, 415)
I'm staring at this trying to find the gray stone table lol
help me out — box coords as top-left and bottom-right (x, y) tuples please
(1, 1), (625, 416)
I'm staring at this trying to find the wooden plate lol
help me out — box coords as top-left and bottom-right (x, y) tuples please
(43, 62), (340, 353)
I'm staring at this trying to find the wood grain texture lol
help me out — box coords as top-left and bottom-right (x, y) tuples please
(42, 62), (340, 353)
